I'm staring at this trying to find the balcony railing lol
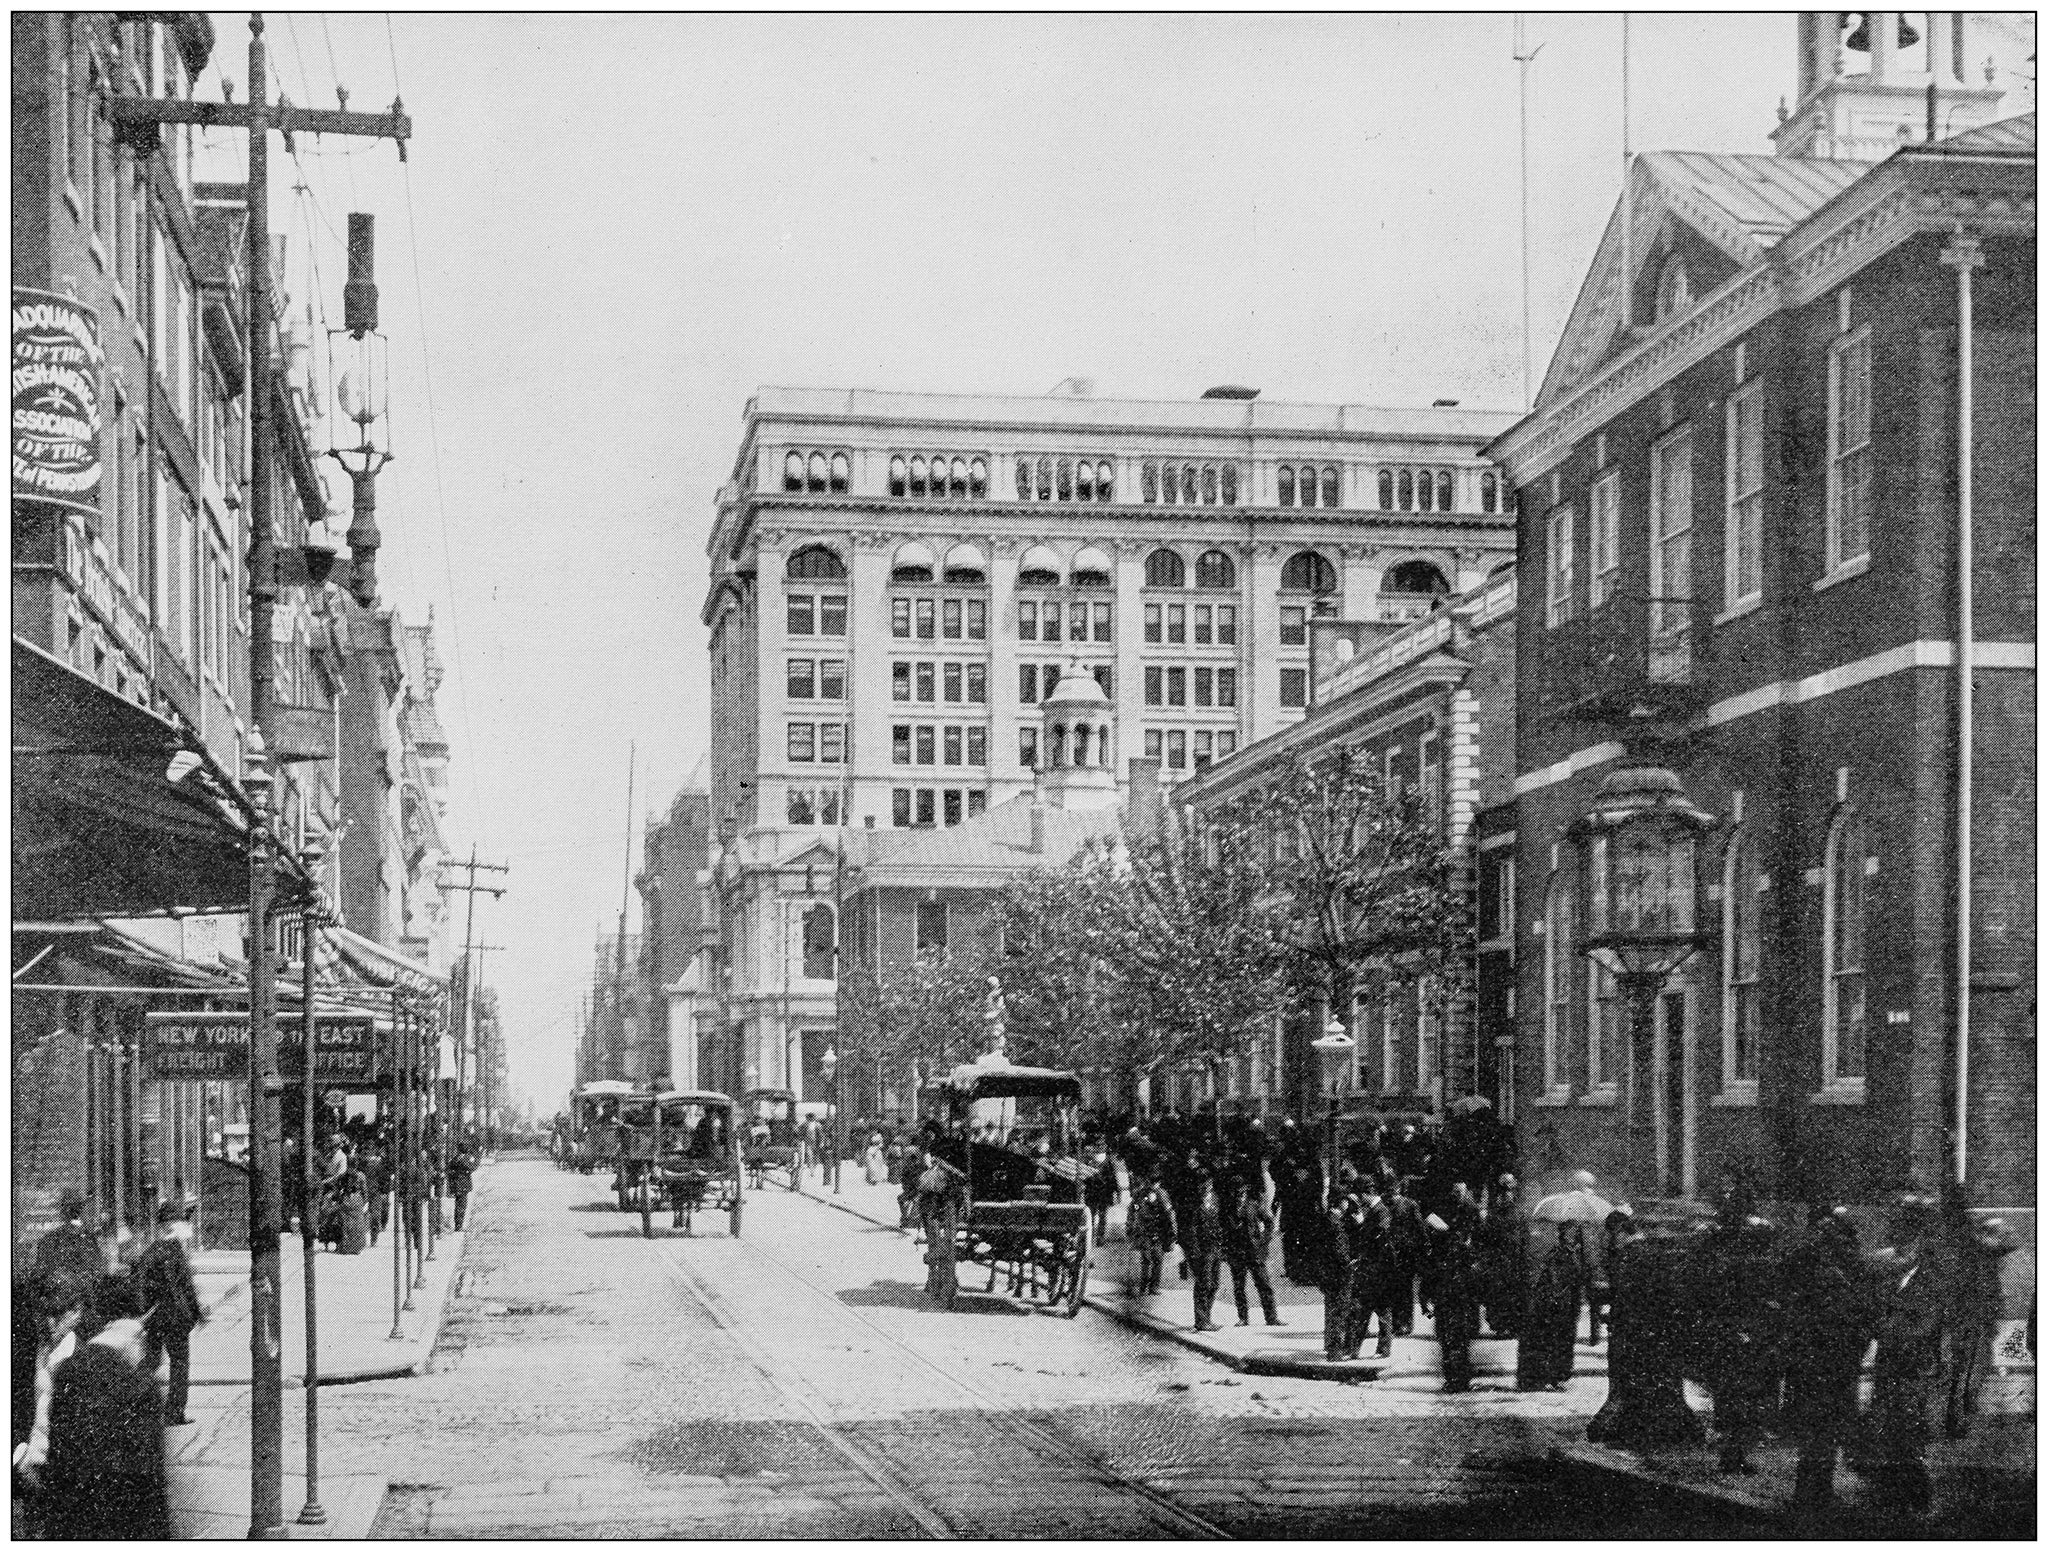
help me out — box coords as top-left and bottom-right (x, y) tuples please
(1539, 593), (1707, 724)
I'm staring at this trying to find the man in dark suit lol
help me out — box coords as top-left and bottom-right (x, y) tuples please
(445, 1142), (478, 1231)
(32, 1189), (102, 1313)
(133, 1205), (203, 1426)
(41, 1316), (171, 1539)
(1349, 1179), (1400, 1358)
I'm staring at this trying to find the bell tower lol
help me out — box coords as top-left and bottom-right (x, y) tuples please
(1773, 12), (2005, 160)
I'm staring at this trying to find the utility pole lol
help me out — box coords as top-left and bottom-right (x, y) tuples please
(461, 943), (509, 1150)
(110, 22), (409, 1539)
(440, 849), (508, 1138)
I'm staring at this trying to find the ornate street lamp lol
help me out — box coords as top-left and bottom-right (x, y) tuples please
(1310, 1016), (1356, 1197)
(820, 1046), (842, 1195)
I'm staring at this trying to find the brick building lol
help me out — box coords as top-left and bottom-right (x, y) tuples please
(1488, 21), (2033, 1222)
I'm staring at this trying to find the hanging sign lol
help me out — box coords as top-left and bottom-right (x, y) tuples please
(12, 288), (103, 517)
(143, 1011), (380, 1083)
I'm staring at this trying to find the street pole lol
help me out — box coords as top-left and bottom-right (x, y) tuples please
(297, 894), (325, 1526)
(389, 991), (404, 1339)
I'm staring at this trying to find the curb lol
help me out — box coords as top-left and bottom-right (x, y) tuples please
(1549, 1443), (1780, 1528)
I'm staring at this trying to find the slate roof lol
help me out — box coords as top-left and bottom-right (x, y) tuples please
(848, 793), (1120, 881)
(1638, 150), (1869, 250)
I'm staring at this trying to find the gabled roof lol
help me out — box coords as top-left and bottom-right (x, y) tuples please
(1537, 151), (1867, 409)
(849, 794), (1120, 883)
(1929, 111), (2036, 154)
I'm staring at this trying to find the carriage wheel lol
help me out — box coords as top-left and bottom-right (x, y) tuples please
(1057, 1219), (1093, 1318)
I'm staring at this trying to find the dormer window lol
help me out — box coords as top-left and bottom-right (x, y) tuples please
(1655, 254), (1692, 323)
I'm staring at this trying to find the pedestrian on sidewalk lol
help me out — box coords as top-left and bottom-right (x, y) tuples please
(1387, 1176), (1427, 1337)
(132, 1205), (202, 1426)
(360, 1134), (389, 1247)
(916, 1154), (968, 1308)
(863, 1133), (888, 1186)
(337, 1161), (371, 1255)
(446, 1141), (478, 1232)
(1428, 1185), (1486, 1393)
(1220, 1171), (1284, 1327)
(1318, 1179), (1363, 1361)
(1126, 1172), (1177, 1296)
(1516, 1220), (1588, 1391)
(1700, 1185), (1784, 1474)
(1855, 1192), (1945, 1517)
(40, 1316), (169, 1540)
(1275, 1149), (1323, 1285)
(1348, 1177), (1400, 1359)
(1178, 1154), (1227, 1333)
(32, 1190), (103, 1315)
(1082, 1143), (1119, 1245)
(1782, 1204), (1878, 1513)
(1478, 1172), (1528, 1337)
(13, 1273), (84, 1537)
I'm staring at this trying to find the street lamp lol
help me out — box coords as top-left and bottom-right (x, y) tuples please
(1310, 1016), (1356, 1199)
(820, 1046), (841, 1194)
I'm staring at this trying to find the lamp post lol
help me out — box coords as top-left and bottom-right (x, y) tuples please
(1310, 1016), (1356, 1200)
(821, 1046), (841, 1194)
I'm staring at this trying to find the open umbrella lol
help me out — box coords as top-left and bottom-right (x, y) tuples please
(1529, 1186), (1616, 1224)
(1445, 1095), (1494, 1117)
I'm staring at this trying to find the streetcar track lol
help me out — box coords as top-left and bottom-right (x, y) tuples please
(662, 1224), (1230, 1540)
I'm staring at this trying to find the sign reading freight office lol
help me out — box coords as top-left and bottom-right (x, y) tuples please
(143, 1012), (379, 1083)
(12, 288), (103, 518)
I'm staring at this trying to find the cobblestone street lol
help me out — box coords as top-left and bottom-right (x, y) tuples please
(244, 1159), (1736, 1537)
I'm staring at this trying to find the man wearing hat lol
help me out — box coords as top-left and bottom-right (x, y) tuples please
(40, 1314), (170, 1539)
(33, 1190), (103, 1313)
(133, 1204), (203, 1426)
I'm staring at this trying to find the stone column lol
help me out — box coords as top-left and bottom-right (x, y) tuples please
(1113, 537), (1147, 789)
(847, 530), (894, 828)
(1246, 543), (1285, 743)
(987, 535), (1027, 805)
(1869, 11), (1893, 84)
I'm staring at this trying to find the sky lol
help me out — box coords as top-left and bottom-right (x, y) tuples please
(186, 11), (2035, 1116)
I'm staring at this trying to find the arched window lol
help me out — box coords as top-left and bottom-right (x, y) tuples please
(1016, 458), (1032, 501)
(1436, 471), (1454, 512)
(1322, 466), (1340, 508)
(1584, 836), (1619, 1093)
(1397, 469), (1414, 511)
(1070, 545), (1113, 587)
(1382, 559), (1450, 596)
(1378, 470), (1395, 510)
(1072, 724), (1091, 766)
(1821, 807), (1868, 1087)
(1049, 724), (1067, 767)
(1017, 544), (1062, 588)
(1056, 458), (1073, 501)
(1096, 461), (1115, 502)
(1036, 456), (1053, 501)
(1220, 464), (1238, 505)
(968, 456), (988, 498)
(1277, 466), (1295, 506)
(1417, 470), (1435, 512)
(1076, 460), (1094, 501)
(943, 543), (987, 585)
(807, 452), (828, 493)
(1721, 828), (1762, 1091)
(1195, 549), (1235, 589)
(1281, 550), (1336, 594)
(1161, 464), (1178, 504)
(1145, 549), (1186, 588)
(785, 544), (847, 581)
(1543, 869), (1574, 1095)
(783, 451), (805, 492)
(1141, 462), (1158, 504)
(1480, 472), (1498, 513)
(909, 456), (928, 497)
(889, 455), (907, 497)
(1202, 465), (1218, 505)
(829, 452), (850, 493)
(949, 457), (968, 498)
(1300, 466), (1318, 508)
(1655, 253), (1692, 322)
(1181, 464), (1198, 505)
(890, 540), (936, 585)
(802, 904), (836, 981)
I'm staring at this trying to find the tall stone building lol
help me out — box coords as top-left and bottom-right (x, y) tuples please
(700, 385), (1516, 1099)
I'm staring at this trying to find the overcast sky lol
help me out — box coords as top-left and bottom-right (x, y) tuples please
(190, 11), (2036, 1114)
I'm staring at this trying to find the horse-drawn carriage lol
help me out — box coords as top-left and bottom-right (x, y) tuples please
(921, 1061), (1096, 1317)
(614, 1090), (743, 1238)
(568, 1079), (635, 1175)
(742, 1087), (804, 1191)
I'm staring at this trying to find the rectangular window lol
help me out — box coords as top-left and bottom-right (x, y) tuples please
(915, 662), (935, 702)
(1144, 604), (1161, 643)
(915, 598), (936, 639)
(1589, 471), (1620, 609)
(1166, 729), (1187, 770)
(966, 663), (986, 703)
(1166, 604), (1186, 644)
(943, 726), (963, 765)
(1019, 727), (1039, 767)
(787, 788), (815, 825)
(1193, 605), (1212, 645)
(819, 659), (846, 700)
(1068, 603), (1087, 641)
(1193, 668), (1213, 707)
(1091, 665), (1112, 697)
(1420, 727), (1441, 825)
(1545, 504), (1577, 627)
(1279, 667), (1307, 708)
(1193, 730), (1214, 770)
(820, 788), (841, 827)
(1166, 667), (1186, 707)
(942, 598), (963, 639)
(892, 724), (911, 765)
(915, 788), (936, 827)
(820, 724), (844, 763)
(1144, 728), (1163, 760)
(1144, 666), (1163, 706)
(1725, 382), (1764, 607)
(916, 900), (949, 952)
(966, 726), (986, 766)
(1019, 601), (1038, 641)
(1217, 605), (1237, 645)
(915, 726), (935, 765)
(943, 662), (962, 703)
(1019, 664), (1039, 704)
(1042, 602), (1061, 643)
(892, 598), (911, 638)
(1092, 603), (1112, 642)
(1279, 606), (1306, 646)
(943, 789), (963, 827)
(787, 659), (815, 699)
(787, 593), (815, 636)
(967, 789), (987, 818)
(1042, 663), (1060, 691)
(1828, 329), (1872, 572)
(787, 723), (816, 762)
(820, 595), (845, 634)
(1217, 731), (1237, 759)
(892, 662), (912, 701)
(893, 788), (912, 826)
(1216, 668), (1237, 708)
(967, 599), (987, 639)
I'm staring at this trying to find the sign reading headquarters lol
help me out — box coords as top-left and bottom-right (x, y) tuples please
(143, 1012), (379, 1084)
(12, 288), (102, 517)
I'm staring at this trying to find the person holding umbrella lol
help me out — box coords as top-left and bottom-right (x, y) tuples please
(1516, 1172), (1610, 1391)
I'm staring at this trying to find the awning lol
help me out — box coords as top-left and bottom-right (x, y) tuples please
(323, 922), (448, 994)
(12, 918), (244, 992)
(12, 637), (313, 921)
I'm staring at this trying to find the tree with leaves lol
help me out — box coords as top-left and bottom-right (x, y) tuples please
(836, 937), (995, 1111)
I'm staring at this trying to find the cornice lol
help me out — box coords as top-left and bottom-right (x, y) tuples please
(740, 491), (1516, 535)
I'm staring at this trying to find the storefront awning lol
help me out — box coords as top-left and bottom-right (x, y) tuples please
(323, 922), (448, 994)
(12, 637), (309, 921)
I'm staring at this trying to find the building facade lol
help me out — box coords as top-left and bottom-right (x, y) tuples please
(700, 385), (1517, 1101)
(1489, 23), (2033, 1219)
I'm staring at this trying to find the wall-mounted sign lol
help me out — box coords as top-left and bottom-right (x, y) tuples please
(12, 288), (102, 517)
(144, 1011), (380, 1084)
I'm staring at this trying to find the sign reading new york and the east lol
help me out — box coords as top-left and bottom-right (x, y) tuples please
(143, 1012), (379, 1083)
(12, 288), (103, 517)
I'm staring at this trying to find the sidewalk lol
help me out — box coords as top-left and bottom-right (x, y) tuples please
(163, 1194), (469, 1538)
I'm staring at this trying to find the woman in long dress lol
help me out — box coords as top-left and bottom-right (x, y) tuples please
(863, 1134), (887, 1186)
(338, 1168), (371, 1256)
(1516, 1220), (1586, 1390)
